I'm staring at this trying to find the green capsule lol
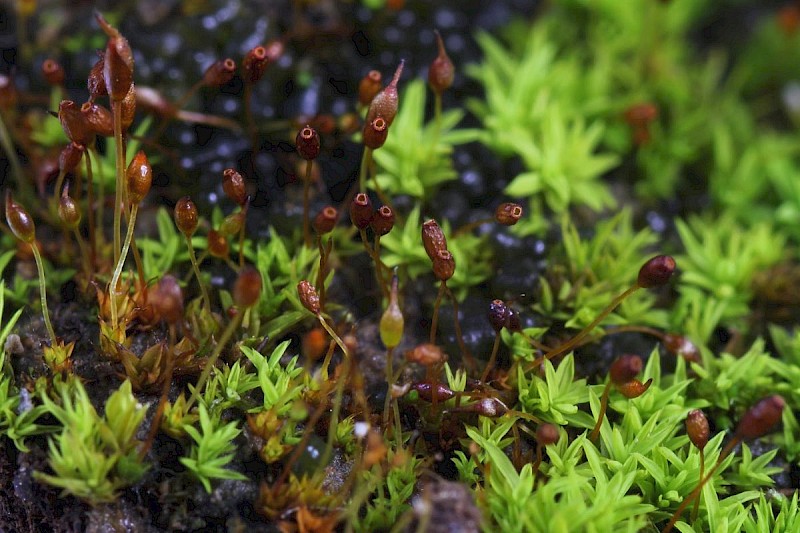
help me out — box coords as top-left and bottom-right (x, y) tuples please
(379, 275), (404, 348)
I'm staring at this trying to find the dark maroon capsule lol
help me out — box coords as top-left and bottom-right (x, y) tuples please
(609, 355), (643, 386)
(350, 193), (373, 230)
(370, 205), (395, 236)
(637, 255), (676, 288)
(202, 58), (236, 87)
(363, 116), (389, 150)
(296, 125), (321, 160)
(686, 410), (709, 451)
(535, 423), (559, 446)
(409, 381), (454, 403)
(735, 395), (785, 440)
(313, 206), (338, 235)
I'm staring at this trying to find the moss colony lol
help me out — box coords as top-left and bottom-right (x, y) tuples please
(0, 1), (799, 532)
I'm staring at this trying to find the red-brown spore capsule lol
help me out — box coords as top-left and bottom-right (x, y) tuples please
(202, 58), (237, 87)
(59, 142), (85, 175)
(358, 70), (382, 106)
(535, 423), (560, 446)
(428, 31), (454, 96)
(421, 219), (447, 260)
(617, 378), (653, 399)
(296, 125), (320, 160)
(495, 202), (523, 226)
(432, 249), (456, 282)
(409, 381), (454, 403)
(363, 116), (389, 149)
(80, 102), (114, 137)
(174, 197), (198, 237)
(735, 395), (785, 440)
(87, 55), (108, 101)
(297, 280), (321, 315)
(350, 193), (374, 230)
(126, 150), (152, 205)
(42, 59), (65, 86)
(406, 343), (446, 366)
(686, 409), (709, 450)
(58, 184), (81, 230)
(313, 206), (338, 235)
(151, 275), (184, 325)
(637, 255), (676, 288)
(58, 100), (93, 146)
(609, 354), (643, 386)
(233, 267), (262, 309)
(242, 46), (268, 84)
(96, 12), (134, 102)
(370, 205), (395, 236)
(222, 168), (247, 207)
(5, 192), (35, 244)
(366, 60), (404, 127)
(207, 230), (229, 259)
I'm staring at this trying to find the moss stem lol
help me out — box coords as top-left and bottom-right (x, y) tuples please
(31, 244), (57, 346)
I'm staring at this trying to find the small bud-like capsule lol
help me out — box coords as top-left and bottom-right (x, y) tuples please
(370, 205), (395, 236)
(609, 354), (643, 386)
(222, 168), (247, 206)
(202, 58), (236, 87)
(735, 395), (785, 440)
(5, 192), (35, 243)
(686, 410), (709, 451)
(409, 381), (454, 402)
(207, 230), (229, 259)
(126, 150), (152, 205)
(495, 202), (523, 226)
(432, 249), (455, 281)
(470, 398), (509, 418)
(87, 55), (108, 101)
(151, 275), (184, 324)
(220, 210), (246, 236)
(120, 83), (136, 131)
(233, 266), (262, 308)
(313, 206), (338, 235)
(295, 125), (320, 160)
(350, 192), (374, 230)
(623, 103), (659, 128)
(663, 333), (701, 363)
(379, 276), (404, 349)
(488, 299), (512, 333)
(242, 45), (268, 84)
(535, 423), (560, 446)
(637, 255), (676, 288)
(617, 378), (653, 399)
(302, 328), (329, 361)
(96, 12), (134, 102)
(42, 59), (65, 86)
(366, 60), (404, 127)
(59, 142), (85, 175)
(58, 100), (93, 146)
(297, 280), (321, 315)
(174, 196), (198, 237)
(406, 343), (446, 366)
(80, 102), (114, 137)
(421, 219), (447, 260)
(358, 70), (383, 106)
(428, 31), (454, 96)
(58, 184), (81, 230)
(363, 116), (389, 150)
